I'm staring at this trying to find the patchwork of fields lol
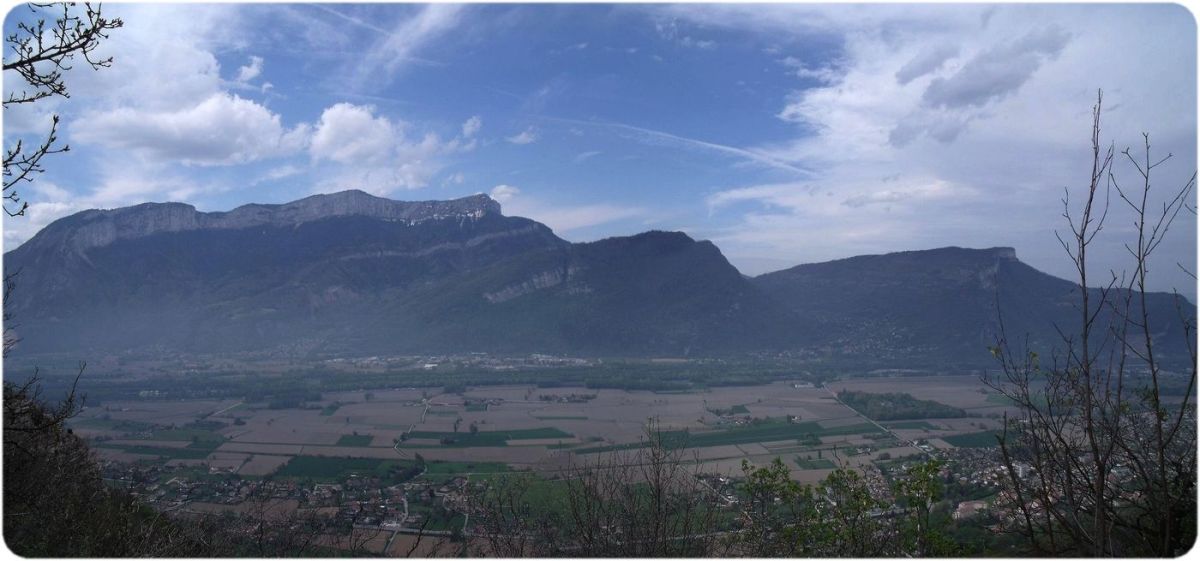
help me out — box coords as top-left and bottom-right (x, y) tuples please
(76, 376), (1011, 481)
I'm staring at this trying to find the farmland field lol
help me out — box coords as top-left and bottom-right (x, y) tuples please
(70, 377), (1011, 482)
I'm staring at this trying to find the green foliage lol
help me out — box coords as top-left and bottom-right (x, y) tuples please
(422, 461), (510, 475)
(708, 404), (750, 416)
(5, 377), (229, 556)
(838, 390), (968, 421)
(94, 443), (214, 460)
(882, 420), (939, 430)
(274, 456), (407, 481)
(942, 430), (1006, 448)
(577, 419), (882, 454)
(793, 457), (837, 469)
(894, 459), (958, 556)
(738, 458), (896, 556)
(335, 434), (373, 447)
(404, 427), (572, 448)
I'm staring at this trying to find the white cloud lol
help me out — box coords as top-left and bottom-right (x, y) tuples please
(490, 184), (520, 203)
(66, 4), (245, 112)
(351, 4), (463, 90)
(552, 117), (808, 176)
(310, 103), (400, 164)
(680, 37), (716, 50)
(487, 184), (645, 235)
(2, 181), (87, 246)
(573, 151), (602, 163)
(235, 55), (264, 82)
(921, 26), (1070, 110)
(506, 127), (538, 145)
(72, 93), (308, 166)
(779, 56), (840, 84)
(670, 4), (1195, 289)
(257, 164), (304, 184)
(461, 115), (482, 138)
(308, 104), (480, 196)
(655, 18), (717, 50)
(895, 44), (959, 85)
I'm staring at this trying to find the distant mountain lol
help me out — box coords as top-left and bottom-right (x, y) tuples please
(3, 190), (785, 358)
(753, 246), (1194, 367)
(4, 191), (1193, 366)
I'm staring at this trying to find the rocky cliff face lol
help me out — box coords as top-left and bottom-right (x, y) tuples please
(21, 190), (502, 254)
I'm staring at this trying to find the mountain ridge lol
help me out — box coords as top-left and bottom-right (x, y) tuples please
(15, 190), (501, 254)
(4, 191), (1193, 365)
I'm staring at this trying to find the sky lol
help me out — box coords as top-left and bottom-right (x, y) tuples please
(2, 3), (1197, 295)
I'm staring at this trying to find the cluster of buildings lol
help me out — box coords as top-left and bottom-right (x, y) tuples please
(323, 353), (599, 371)
(98, 460), (472, 537)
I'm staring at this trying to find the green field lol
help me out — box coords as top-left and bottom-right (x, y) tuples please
(319, 404), (341, 416)
(882, 421), (939, 430)
(73, 418), (157, 432)
(576, 420), (884, 454)
(794, 457), (838, 470)
(143, 428), (226, 443)
(404, 427), (572, 447)
(465, 403), (488, 412)
(534, 415), (588, 420)
(469, 474), (572, 515)
(422, 461), (511, 475)
(95, 443), (214, 460)
(985, 393), (1016, 406)
(336, 434), (374, 447)
(943, 431), (1005, 448)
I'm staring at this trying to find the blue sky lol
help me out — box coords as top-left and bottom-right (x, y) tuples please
(3, 3), (1197, 294)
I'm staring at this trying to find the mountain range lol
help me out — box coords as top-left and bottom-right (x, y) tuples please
(4, 190), (1193, 367)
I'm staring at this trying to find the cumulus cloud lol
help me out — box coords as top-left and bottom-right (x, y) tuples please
(310, 103), (400, 164)
(73, 93), (308, 165)
(306, 103), (482, 195)
(65, 4), (243, 112)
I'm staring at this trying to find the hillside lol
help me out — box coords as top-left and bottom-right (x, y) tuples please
(4, 192), (1193, 365)
(753, 246), (1194, 366)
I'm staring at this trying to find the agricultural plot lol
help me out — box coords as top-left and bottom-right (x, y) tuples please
(337, 434), (374, 447)
(240, 454), (293, 476)
(882, 421), (940, 430)
(827, 375), (1010, 412)
(794, 457), (838, 470)
(274, 456), (405, 481)
(75, 399), (242, 426)
(82, 381), (905, 483)
(942, 430), (1006, 448)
